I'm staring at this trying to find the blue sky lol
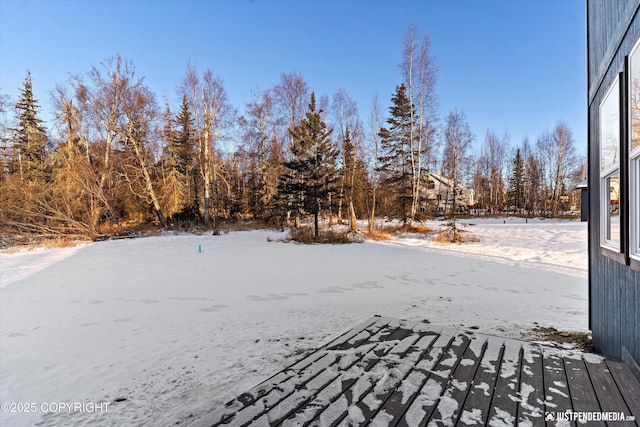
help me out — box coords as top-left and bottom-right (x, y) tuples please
(0, 0), (586, 153)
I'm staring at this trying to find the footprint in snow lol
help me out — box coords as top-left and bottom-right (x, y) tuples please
(198, 305), (229, 312)
(351, 281), (381, 289)
(246, 294), (289, 301)
(113, 318), (134, 323)
(169, 296), (215, 301)
(80, 322), (99, 327)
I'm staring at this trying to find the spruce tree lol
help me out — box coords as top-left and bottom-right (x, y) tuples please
(279, 92), (339, 239)
(342, 126), (358, 231)
(162, 95), (198, 221)
(377, 83), (413, 225)
(171, 95), (195, 176)
(13, 71), (49, 181)
(508, 148), (525, 212)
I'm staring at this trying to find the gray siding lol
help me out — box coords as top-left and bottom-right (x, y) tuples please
(587, 0), (640, 366)
(588, 0), (639, 100)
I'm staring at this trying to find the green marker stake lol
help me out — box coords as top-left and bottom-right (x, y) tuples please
(198, 244), (202, 253)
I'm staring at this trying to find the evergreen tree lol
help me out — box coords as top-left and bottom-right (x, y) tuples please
(13, 71), (49, 181)
(342, 126), (358, 231)
(171, 95), (195, 176)
(279, 92), (339, 239)
(161, 95), (200, 222)
(508, 148), (525, 212)
(377, 83), (414, 224)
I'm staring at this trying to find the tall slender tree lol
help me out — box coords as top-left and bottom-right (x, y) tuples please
(508, 147), (525, 212)
(181, 64), (235, 228)
(400, 25), (438, 224)
(442, 109), (473, 241)
(367, 93), (383, 232)
(378, 83), (413, 225)
(331, 89), (362, 230)
(522, 137), (543, 215)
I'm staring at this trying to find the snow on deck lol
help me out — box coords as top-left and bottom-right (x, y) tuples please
(190, 316), (640, 427)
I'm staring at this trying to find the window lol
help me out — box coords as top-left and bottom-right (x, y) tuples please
(600, 76), (621, 251)
(630, 39), (640, 261)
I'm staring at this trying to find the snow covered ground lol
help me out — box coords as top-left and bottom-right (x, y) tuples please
(0, 217), (588, 426)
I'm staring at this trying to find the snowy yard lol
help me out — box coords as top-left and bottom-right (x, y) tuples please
(0, 217), (588, 426)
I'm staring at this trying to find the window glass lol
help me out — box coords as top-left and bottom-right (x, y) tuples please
(601, 79), (620, 173)
(630, 39), (640, 260)
(631, 42), (640, 153)
(600, 76), (621, 251)
(605, 173), (621, 243)
(631, 159), (640, 259)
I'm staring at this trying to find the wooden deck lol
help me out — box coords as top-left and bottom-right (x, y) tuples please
(191, 316), (640, 426)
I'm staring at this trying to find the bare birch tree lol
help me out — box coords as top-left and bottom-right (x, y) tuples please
(181, 64), (235, 228)
(239, 88), (281, 221)
(117, 79), (166, 227)
(479, 130), (508, 212)
(367, 93), (383, 233)
(331, 89), (361, 231)
(400, 25), (438, 225)
(73, 56), (133, 227)
(442, 109), (473, 241)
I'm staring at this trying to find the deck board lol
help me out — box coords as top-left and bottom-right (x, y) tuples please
(457, 335), (503, 425)
(516, 343), (545, 426)
(487, 339), (522, 426)
(607, 360), (640, 417)
(190, 316), (640, 427)
(563, 357), (606, 427)
(541, 347), (575, 426)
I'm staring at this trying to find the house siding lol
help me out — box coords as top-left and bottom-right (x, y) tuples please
(587, 0), (640, 366)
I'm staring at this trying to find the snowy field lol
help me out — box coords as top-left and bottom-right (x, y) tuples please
(0, 217), (588, 426)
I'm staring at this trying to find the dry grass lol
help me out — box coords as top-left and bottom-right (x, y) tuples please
(364, 228), (392, 241)
(286, 227), (355, 244)
(363, 222), (440, 242)
(219, 220), (281, 232)
(372, 223), (436, 236)
(433, 230), (480, 244)
(0, 236), (88, 254)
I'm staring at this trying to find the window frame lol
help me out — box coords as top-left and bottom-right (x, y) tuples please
(629, 38), (640, 263)
(600, 75), (622, 252)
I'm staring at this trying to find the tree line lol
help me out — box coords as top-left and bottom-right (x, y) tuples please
(0, 27), (584, 244)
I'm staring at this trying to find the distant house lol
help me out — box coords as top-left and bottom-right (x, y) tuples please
(420, 172), (475, 215)
(587, 0), (640, 368)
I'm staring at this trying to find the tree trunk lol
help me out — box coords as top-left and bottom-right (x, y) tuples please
(129, 133), (166, 228)
(369, 184), (376, 234)
(349, 200), (357, 233)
